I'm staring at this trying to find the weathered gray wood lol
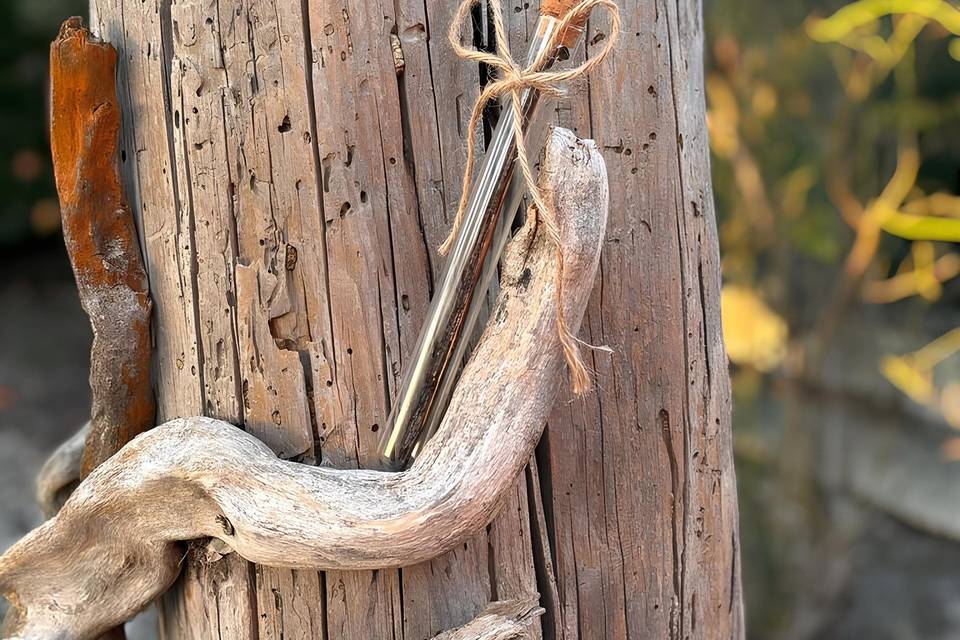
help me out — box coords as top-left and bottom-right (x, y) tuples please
(89, 0), (204, 423)
(158, 551), (258, 640)
(306, 1), (417, 633)
(0, 130), (606, 639)
(67, 0), (742, 638)
(432, 598), (544, 639)
(83, 0), (545, 638)
(541, 1), (744, 638)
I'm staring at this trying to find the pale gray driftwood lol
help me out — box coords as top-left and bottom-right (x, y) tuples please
(432, 598), (545, 639)
(36, 423), (88, 519)
(0, 128), (607, 640)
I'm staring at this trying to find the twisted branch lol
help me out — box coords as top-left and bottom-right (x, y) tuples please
(0, 127), (608, 640)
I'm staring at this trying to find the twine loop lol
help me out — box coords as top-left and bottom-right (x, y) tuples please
(443, 0), (621, 394)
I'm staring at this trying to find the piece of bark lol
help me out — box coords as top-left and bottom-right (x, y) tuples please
(49, 18), (154, 478)
(0, 128), (607, 640)
(49, 24), (157, 640)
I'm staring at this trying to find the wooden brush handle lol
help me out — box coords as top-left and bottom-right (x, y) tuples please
(540, 0), (590, 47)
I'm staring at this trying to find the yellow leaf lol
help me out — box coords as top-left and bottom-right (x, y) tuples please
(721, 286), (788, 372)
(751, 84), (778, 119)
(881, 355), (935, 404)
(881, 211), (960, 242)
(807, 0), (960, 43)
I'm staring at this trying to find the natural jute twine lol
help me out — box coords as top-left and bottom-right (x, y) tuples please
(442, 0), (621, 394)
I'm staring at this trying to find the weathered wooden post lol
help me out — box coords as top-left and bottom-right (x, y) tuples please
(6, 0), (742, 637)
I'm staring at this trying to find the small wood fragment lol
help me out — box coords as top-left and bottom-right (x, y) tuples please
(431, 598), (544, 639)
(391, 33), (405, 74)
(49, 17), (154, 478)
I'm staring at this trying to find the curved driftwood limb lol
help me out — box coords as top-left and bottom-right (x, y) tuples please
(50, 18), (155, 479)
(36, 423), (89, 519)
(431, 597), (544, 639)
(0, 127), (607, 640)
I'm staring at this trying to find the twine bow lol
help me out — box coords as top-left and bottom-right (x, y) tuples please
(442, 0), (621, 394)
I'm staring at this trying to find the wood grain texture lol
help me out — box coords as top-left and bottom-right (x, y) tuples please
(541, 1), (745, 638)
(82, 0), (544, 637)
(0, 129), (607, 640)
(88, 0), (204, 424)
(49, 18), (155, 480)
(306, 0), (422, 629)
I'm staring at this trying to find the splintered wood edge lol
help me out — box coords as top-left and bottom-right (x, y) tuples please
(433, 598), (545, 639)
(0, 127), (608, 640)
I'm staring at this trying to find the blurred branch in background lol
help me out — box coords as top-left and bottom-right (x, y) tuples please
(708, 0), (960, 637)
(882, 326), (960, 405)
(862, 241), (960, 303)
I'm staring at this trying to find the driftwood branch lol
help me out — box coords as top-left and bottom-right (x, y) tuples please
(50, 18), (154, 478)
(0, 128), (607, 640)
(36, 423), (89, 519)
(432, 598), (544, 639)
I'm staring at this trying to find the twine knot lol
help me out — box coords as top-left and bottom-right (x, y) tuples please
(443, 0), (621, 394)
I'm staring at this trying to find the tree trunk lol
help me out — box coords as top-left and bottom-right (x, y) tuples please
(86, 0), (742, 637)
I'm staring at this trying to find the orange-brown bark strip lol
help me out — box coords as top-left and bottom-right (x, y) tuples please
(50, 17), (154, 480)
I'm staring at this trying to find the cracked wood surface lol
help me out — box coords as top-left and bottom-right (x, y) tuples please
(0, 128), (606, 640)
(84, 0), (536, 637)
(78, 0), (743, 638)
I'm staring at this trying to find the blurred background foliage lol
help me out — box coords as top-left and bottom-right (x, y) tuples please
(709, 0), (960, 638)
(2, 0), (960, 638)
(0, 0), (85, 245)
(710, 0), (960, 416)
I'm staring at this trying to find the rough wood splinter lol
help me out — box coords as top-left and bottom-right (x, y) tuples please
(0, 127), (608, 640)
(50, 17), (155, 480)
(432, 598), (545, 639)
